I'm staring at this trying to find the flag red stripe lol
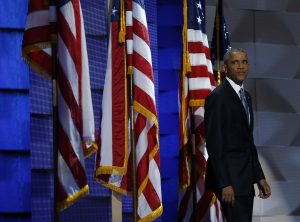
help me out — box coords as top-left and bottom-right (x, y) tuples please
(190, 66), (213, 77)
(188, 42), (211, 59)
(133, 52), (154, 82)
(57, 180), (68, 202)
(133, 85), (157, 115)
(23, 26), (51, 46)
(189, 89), (211, 101)
(178, 188), (192, 221)
(133, 18), (150, 46)
(28, 0), (48, 12)
(58, 123), (87, 188)
(58, 11), (82, 76)
(195, 192), (214, 221)
(57, 64), (82, 134)
(142, 178), (161, 210)
(27, 50), (52, 73)
(111, 22), (127, 167)
(135, 116), (149, 187)
(126, 26), (133, 39)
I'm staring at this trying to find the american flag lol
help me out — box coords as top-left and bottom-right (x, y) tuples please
(178, 0), (215, 221)
(22, 0), (96, 211)
(210, 0), (231, 84)
(95, 0), (162, 221)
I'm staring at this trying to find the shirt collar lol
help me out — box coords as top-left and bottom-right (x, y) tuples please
(226, 77), (244, 96)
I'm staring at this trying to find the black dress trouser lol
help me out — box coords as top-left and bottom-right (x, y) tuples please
(219, 194), (254, 222)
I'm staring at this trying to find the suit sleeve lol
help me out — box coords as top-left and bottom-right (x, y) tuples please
(204, 93), (231, 190)
(252, 145), (265, 183)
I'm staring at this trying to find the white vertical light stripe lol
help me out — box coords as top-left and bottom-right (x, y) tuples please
(132, 1), (148, 29)
(189, 77), (211, 90)
(206, 59), (214, 74)
(202, 33), (209, 48)
(149, 159), (162, 201)
(58, 151), (80, 196)
(58, 88), (85, 166)
(136, 120), (153, 164)
(138, 193), (152, 218)
(79, 6), (95, 141)
(134, 67), (155, 100)
(25, 11), (49, 30)
(189, 53), (207, 66)
(100, 28), (113, 165)
(126, 40), (133, 55)
(126, 11), (133, 26)
(42, 48), (51, 56)
(187, 29), (209, 48)
(57, 35), (79, 103)
(60, 1), (76, 37)
(133, 33), (152, 65)
(194, 107), (204, 129)
(189, 54), (214, 74)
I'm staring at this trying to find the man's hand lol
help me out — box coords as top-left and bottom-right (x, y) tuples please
(257, 179), (271, 199)
(222, 186), (235, 205)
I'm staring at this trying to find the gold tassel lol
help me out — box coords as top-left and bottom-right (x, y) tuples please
(118, 0), (126, 43)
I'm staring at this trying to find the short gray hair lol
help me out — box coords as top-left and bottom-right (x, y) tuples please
(223, 48), (248, 64)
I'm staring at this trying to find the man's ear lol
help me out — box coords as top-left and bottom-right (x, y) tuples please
(222, 63), (227, 73)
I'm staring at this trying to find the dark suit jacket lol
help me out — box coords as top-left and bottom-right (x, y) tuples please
(204, 79), (265, 196)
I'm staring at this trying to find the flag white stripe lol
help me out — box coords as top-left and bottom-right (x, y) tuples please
(134, 67), (155, 100)
(189, 53), (207, 66)
(58, 151), (80, 196)
(189, 54), (214, 74)
(133, 34), (152, 65)
(188, 77), (212, 90)
(25, 11), (49, 30)
(149, 159), (162, 201)
(60, 2), (76, 37)
(126, 11), (133, 26)
(136, 120), (153, 164)
(138, 193), (153, 218)
(80, 9), (95, 141)
(126, 39), (133, 55)
(100, 31), (113, 165)
(57, 35), (79, 103)
(58, 88), (85, 166)
(42, 48), (51, 56)
(132, 1), (148, 29)
(187, 29), (209, 48)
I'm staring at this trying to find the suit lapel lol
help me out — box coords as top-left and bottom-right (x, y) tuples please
(223, 79), (251, 131)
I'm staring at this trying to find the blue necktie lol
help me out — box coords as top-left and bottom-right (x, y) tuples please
(239, 88), (249, 123)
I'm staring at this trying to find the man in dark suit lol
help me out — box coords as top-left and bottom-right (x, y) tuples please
(204, 48), (271, 222)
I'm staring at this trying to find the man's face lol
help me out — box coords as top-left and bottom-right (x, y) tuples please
(223, 52), (249, 85)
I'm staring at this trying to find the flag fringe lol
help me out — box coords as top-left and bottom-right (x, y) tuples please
(57, 185), (89, 212)
(95, 165), (128, 176)
(189, 99), (205, 107)
(138, 204), (163, 222)
(133, 101), (158, 128)
(21, 56), (51, 80)
(95, 178), (129, 195)
(83, 142), (98, 158)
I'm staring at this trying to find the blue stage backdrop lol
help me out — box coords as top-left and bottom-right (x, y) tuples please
(0, 0), (31, 222)
(0, 0), (184, 221)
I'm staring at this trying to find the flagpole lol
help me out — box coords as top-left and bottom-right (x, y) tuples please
(128, 73), (138, 222)
(49, 1), (59, 221)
